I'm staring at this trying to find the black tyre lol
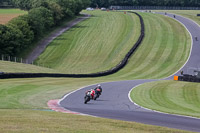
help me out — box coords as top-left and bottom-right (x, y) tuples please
(94, 94), (99, 100)
(84, 96), (90, 104)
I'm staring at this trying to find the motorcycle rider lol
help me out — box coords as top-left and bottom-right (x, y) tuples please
(94, 84), (102, 95)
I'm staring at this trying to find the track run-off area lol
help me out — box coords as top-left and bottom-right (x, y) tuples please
(0, 10), (199, 132)
(56, 12), (200, 132)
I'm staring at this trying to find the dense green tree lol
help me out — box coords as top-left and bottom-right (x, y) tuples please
(0, 0), (12, 5)
(8, 17), (34, 49)
(0, 25), (23, 55)
(27, 7), (54, 37)
(1, 0), (91, 56)
(90, 0), (200, 7)
(47, 1), (63, 25)
(11, 0), (32, 10)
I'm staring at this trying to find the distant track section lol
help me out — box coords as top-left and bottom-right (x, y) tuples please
(0, 12), (144, 79)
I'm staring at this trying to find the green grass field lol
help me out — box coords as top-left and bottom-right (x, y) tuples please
(35, 10), (141, 74)
(12, 10), (190, 80)
(0, 9), (27, 14)
(103, 12), (190, 80)
(0, 10), (196, 132)
(128, 10), (200, 119)
(0, 78), (193, 133)
(131, 80), (200, 118)
(0, 109), (192, 133)
(0, 61), (58, 73)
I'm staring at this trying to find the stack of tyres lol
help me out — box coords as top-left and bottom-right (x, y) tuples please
(174, 75), (200, 82)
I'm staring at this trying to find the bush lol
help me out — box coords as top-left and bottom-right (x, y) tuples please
(8, 16), (34, 49)
(0, 24), (23, 55)
(27, 7), (54, 37)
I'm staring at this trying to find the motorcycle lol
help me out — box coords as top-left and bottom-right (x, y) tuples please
(84, 91), (92, 104)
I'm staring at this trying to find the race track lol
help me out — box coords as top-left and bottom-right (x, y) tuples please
(59, 12), (200, 132)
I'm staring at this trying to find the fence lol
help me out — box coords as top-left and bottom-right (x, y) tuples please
(0, 54), (50, 68)
(110, 6), (200, 10)
(0, 54), (103, 73)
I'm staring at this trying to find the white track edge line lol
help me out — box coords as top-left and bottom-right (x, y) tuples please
(157, 12), (193, 79)
(128, 83), (200, 120)
(128, 11), (200, 120)
(58, 11), (200, 120)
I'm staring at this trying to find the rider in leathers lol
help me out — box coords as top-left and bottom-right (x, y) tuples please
(94, 84), (102, 95)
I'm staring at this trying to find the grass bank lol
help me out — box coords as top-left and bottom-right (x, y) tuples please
(131, 80), (200, 118)
(1, 11), (190, 80)
(0, 11), (191, 109)
(0, 109), (192, 133)
(0, 11), (193, 132)
(105, 12), (190, 80)
(0, 9), (26, 14)
(0, 61), (58, 73)
(0, 78), (195, 132)
(35, 10), (141, 74)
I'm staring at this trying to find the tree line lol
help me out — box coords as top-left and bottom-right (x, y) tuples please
(0, 0), (90, 56)
(0, 0), (13, 7)
(90, 0), (200, 8)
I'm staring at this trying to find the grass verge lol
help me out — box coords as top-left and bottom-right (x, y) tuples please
(35, 10), (141, 74)
(131, 80), (200, 118)
(104, 12), (191, 79)
(0, 61), (58, 73)
(0, 109), (193, 133)
(0, 10), (193, 132)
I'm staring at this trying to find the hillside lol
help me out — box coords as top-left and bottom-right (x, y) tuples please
(0, 10), (194, 133)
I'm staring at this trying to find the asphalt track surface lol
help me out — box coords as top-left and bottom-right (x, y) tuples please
(60, 12), (200, 132)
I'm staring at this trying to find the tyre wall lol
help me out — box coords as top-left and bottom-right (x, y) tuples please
(0, 12), (144, 79)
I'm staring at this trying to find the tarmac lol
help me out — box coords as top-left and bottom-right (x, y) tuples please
(57, 12), (200, 132)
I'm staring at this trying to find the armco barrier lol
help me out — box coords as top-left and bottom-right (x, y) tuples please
(0, 12), (144, 79)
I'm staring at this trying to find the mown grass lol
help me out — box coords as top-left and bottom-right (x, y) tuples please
(0, 109), (192, 133)
(0, 9), (27, 14)
(0, 78), (105, 109)
(1, 11), (190, 80)
(0, 10), (193, 132)
(35, 10), (141, 74)
(0, 61), (58, 73)
(17, 16), (76, 58)
(104, 12), (191, 79)
(0, 78), (195, 133)
(131, 80), (200, 118)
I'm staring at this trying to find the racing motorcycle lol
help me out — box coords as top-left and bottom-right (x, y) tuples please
(84, 91), (92, 104)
